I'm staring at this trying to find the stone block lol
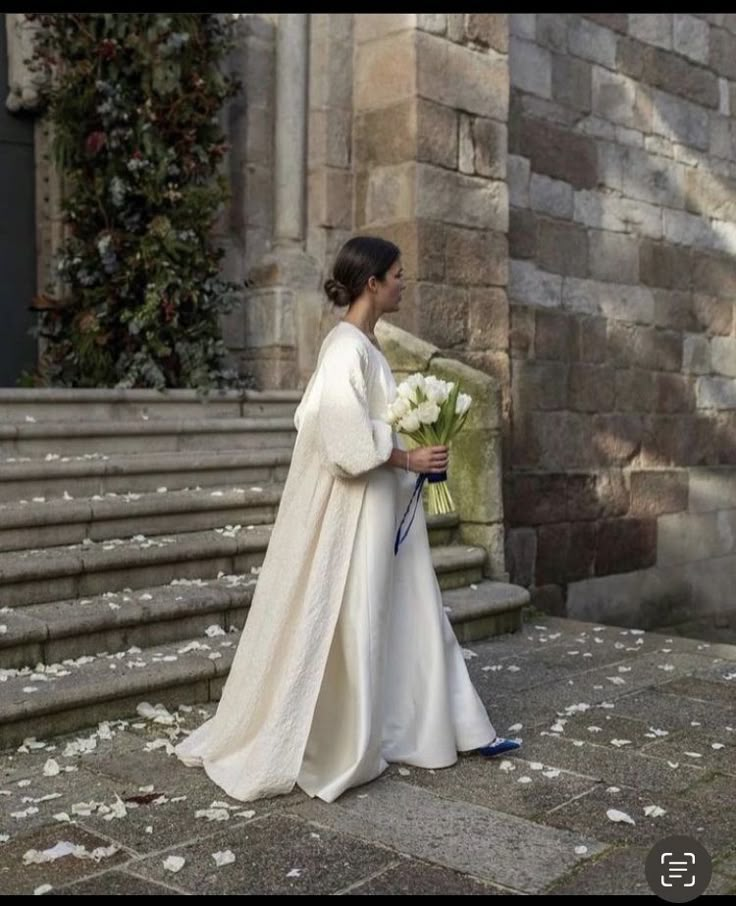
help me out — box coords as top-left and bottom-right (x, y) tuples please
(650, 88), (711, 150)
(417, 31), (509, 121)
(551, 54), (592, 112)
(509, 14), (535, 40)
(510, 37), (552, 98)
(682, 334), (711, 375)
(629, 469), (689, 517)
(414, 283), (469, 348)
(592, 413), (647, 465)
(472, 118), (507, 179)
(709, 337), (736, 377)
(520, 118), (597, 189)
(692, 253), (736, 298)
(354, 31), (416, 111)
(509, 304), (535, 358)
(588, 231), (639, 284)
(416, 164), (508, 232)
(708, 26), (736, 80)
(688, 467), (736, 512)
(465, 14), (508, 53)
(639, 240), (692, 290)
(467, 288), (509, 351)
(575, 316), (608, 363)
(509, 260), (562, 309)
(534, 309), (576, 361)
(508, 154), (531, 207)
(583, 14), (628, 34)
(506, 472), (568, 525)
(529, 174), (573, 219)
(568, 17), (617, 68)
(567, 469), (629, 520)
(505, 526), (536, 586)
(445, 227), (508, 287)
(568, 364), (616, 412)
(652, 290), (695, 332)
(537, 220), (588, 277)
(615, 368), (657, 412)
(656, 373), (696, 413)
(657, 510), (731, 565)
(629, 14), (672, 50)
(514, 359), (568, 410)
(509, 208), (537, 259)
(354, 13), (416, 44)
(692, 293), (733, 335)
(592, 67), (639, 128)
(308, 167), (352, 229)
(596, 517), (657, 575)
(536, 14), (568, 51)
(696, 377), (736, 410)
(377, 220), (447, 283)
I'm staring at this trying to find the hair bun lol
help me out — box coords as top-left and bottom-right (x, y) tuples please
(324, 278), (352, 307)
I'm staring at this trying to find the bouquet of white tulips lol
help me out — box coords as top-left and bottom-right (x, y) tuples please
(387, 373), (472, 516)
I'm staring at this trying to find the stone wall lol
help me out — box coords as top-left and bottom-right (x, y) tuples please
(565, 466), (736, 630)
(504, 14), (736, 622)
(352, 14), (511, 408)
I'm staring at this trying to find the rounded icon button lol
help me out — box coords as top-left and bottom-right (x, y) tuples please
(645, 835), (712, 902)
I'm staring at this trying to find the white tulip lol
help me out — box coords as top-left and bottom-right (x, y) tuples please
(423, 377), (450, 404)
(416, 401), (441, 425)
(390, 396), (411, 421)
(398, 411), (421, 433)
(455, 393), (472, 416)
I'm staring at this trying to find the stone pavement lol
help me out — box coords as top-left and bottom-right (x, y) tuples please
(1, 615), (735, 896)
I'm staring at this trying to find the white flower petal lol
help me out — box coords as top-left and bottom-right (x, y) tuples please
(607, 808), (635, 825)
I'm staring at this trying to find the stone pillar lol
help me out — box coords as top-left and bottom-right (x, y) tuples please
(241, 13), (323, 390)
(352, 14), (511, 577)
(273, 15), (308, 245)
(5, 14), (43, 113)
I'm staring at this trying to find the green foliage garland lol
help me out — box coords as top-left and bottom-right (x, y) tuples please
(27, 13), (248, 390)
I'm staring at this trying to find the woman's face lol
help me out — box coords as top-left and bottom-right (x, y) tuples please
(374, 257), (404, 314)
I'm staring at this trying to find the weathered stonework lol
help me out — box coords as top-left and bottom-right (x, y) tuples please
(14, 13), (736, 628)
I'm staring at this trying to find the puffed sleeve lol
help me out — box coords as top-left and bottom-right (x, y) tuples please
(317, 340), (393, 479)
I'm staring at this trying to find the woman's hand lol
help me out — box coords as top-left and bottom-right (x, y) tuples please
(407, 445), (449, 474)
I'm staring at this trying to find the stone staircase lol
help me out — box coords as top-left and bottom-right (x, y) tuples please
(0, 390), (528, 748)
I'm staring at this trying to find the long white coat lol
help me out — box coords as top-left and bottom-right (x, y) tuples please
(174, 320), (494, 801)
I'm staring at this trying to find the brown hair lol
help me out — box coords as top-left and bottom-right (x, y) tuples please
(324, 236), (400, 307)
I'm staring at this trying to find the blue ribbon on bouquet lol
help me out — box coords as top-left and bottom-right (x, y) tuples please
(394, 470), (447, 555)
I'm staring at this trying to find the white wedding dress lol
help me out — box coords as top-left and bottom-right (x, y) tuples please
(175, 321), (495, 802)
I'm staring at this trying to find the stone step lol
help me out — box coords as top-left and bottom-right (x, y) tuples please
(0, 388), (301, 422)
(0, 546), (494, 670)
(442, 581), (530, 642)
(0, 417), (296, 458)
(0, 526), (273, 609)
(0, 529), (486, 609)
(0, 580), (529, 748)
(0, 575), (257, 670)
(0, 449), (293, 503)
(431, 544), (487, 590)
(425, 511), (460, 547)
(0, 484), (284, 552)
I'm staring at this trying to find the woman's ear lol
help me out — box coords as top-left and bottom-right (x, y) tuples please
(367, 275), (378, 294)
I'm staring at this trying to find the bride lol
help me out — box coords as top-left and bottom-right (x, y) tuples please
(174, 235), (521, 802)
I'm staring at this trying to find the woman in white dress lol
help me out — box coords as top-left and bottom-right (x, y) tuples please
(175, 236), (521, 803)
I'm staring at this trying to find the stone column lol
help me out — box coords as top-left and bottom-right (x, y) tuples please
(273, 14), (308, 245)
(242, 13), (323, 390)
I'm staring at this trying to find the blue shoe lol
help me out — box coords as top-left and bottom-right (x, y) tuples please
(477, 736), (522, 758)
